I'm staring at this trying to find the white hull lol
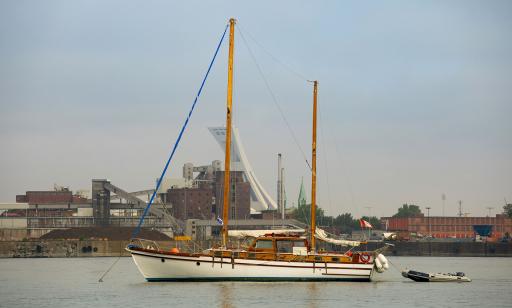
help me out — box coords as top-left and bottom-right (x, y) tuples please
(129, 249), (375, 281)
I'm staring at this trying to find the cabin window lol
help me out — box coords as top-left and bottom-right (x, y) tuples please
(255, 240), (273, 249)
(293, 241), (305, 247)
(276, 241), (293, 253)
(276, 240), (306, 253)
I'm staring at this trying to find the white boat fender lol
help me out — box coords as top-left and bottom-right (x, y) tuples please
(375, 259), (382, 270)
(377, 254), (388, 265)
(376, 254), (389, 272)
(378, 254), (389, 270)
(374, 258), (385, 273)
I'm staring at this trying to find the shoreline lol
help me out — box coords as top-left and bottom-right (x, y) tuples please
(1, 239), (511, 258)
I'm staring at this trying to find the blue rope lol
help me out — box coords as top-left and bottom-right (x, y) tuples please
(131, 24), (229, 239)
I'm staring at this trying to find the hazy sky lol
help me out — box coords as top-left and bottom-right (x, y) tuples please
(1, 1), (511, 218)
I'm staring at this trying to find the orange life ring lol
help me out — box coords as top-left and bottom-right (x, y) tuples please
(359, 254), (371, 263)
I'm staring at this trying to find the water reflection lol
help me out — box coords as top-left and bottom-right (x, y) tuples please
(306, 282), (319, 308)
(218, 282), (233, 308)
(2, 257), (510, 308)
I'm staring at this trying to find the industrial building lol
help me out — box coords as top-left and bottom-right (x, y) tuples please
(382, 215), (512, 239)
(1, 161), (285, 241)
(208, 126), (278, 212)
(0, 127), (297, 241)
(166, 166), (251, 221)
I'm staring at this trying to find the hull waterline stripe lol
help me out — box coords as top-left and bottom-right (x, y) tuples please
(145, 277), (370, 282)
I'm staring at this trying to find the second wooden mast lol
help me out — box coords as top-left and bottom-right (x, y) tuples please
(221, 18), (236, 248)
(310, 81), (318, 252)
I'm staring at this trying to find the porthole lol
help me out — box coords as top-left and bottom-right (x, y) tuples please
(196, 262), (201, 266)
(161, 258), (165, 263)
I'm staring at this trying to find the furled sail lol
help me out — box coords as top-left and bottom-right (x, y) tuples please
(315, 228), (361, 247)
(228, 229), (305, 238)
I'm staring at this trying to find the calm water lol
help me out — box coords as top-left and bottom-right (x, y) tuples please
(0, 257), (511, 308)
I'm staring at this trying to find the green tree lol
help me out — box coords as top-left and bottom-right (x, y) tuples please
(504, 203), (512, 218)
(392, 203), (422, 218)
(333, 213), (356, 234)
(291, 203), (325, 225)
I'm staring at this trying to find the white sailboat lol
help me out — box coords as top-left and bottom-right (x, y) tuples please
(127, 18), (390, 282)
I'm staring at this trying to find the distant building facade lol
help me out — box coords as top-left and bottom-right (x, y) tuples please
(166, 169), (251, 221)
(213, 171), (251, 220)
(382, 215), (512, 239)
(167, 188), (214, 220)
(16, 191), (88, 205)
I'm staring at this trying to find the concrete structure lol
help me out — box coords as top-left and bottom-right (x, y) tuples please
(1, 239), (511, 258)
(4, 126), (283, 239)
(2, 182), (180, 240)
(92, 179), (111, 226)
(209, 126), (277, 212)
(382, 214), (512, 239)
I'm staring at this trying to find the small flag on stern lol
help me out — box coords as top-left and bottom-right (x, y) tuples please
(216, 216), (223, 225)
(359, 219), (373, 229)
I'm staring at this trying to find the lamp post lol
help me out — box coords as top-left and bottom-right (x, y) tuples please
(426, 207), (431, 238)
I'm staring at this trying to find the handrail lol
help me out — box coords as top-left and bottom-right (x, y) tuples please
(129, 238), (160, 251)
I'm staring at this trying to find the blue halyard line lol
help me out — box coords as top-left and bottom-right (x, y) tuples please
(131, 24), (229, 239)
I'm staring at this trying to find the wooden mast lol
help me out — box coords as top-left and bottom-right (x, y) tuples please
(221, 18), (236, 248)
(310, 80), (318, 252)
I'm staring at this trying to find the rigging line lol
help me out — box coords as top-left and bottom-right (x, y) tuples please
(332, 128), (359, 217)
(98, 255), (122, 282)
(236, 26), (311, 171)
(237, 22), (309, 82)
(386, 258), (404, 275)
(131, 23), (229, 239)
(318, 105), (333, 217)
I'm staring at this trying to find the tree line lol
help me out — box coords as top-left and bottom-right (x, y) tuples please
(290, 202), (512, 235)
(289, 202), (382, 235)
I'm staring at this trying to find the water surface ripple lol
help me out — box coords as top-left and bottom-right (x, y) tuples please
(0, 257), (510, 307)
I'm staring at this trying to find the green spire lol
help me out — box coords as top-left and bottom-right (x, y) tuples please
(298, 177), (307, 207)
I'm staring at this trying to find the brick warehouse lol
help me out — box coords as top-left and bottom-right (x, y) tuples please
(167, 171), (250, 221)
(381, 215), (512, 238)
